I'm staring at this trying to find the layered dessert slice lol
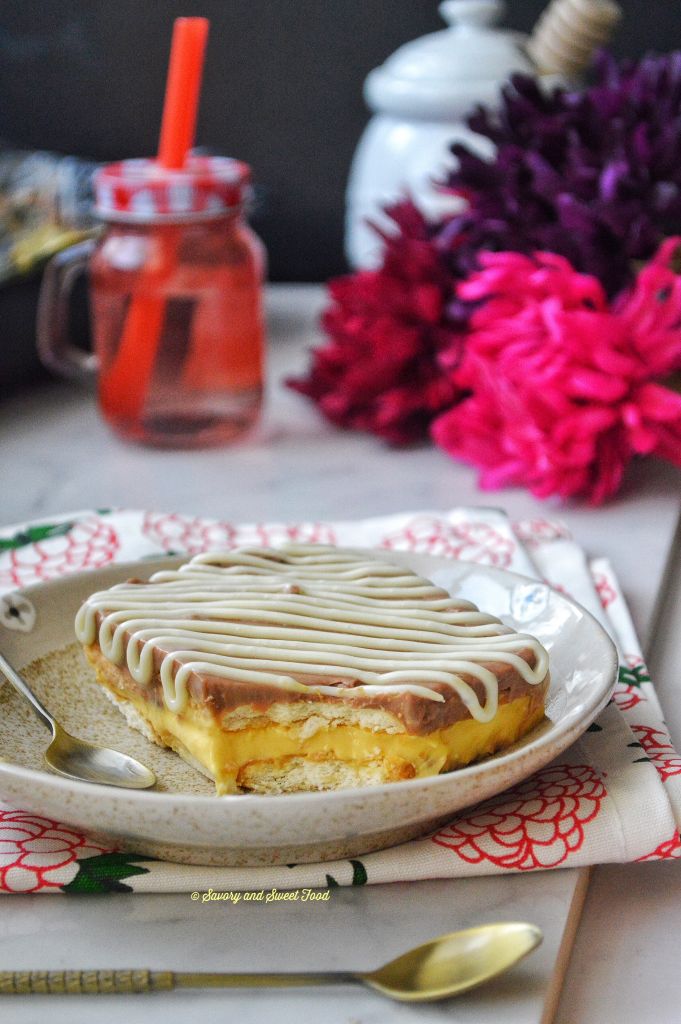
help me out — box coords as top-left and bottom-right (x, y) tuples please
(75, 544), (550, 794)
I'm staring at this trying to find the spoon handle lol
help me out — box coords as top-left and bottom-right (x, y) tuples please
(176, 970), (355, 989)
(0, 652), (56, 734)
(0, 970), (174, 994)
(0, 969), (355, 994)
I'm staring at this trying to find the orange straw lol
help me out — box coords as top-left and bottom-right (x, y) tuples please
(158, 17), (210, 169)
(102, 17), (210, 423)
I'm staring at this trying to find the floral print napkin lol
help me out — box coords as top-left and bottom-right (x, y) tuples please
(0, 508), (678, 893)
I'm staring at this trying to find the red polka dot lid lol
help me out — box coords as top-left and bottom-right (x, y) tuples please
(93, 155), (251, 221)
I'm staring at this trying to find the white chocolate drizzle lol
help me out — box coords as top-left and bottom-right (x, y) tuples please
(75, 545), (549, 724)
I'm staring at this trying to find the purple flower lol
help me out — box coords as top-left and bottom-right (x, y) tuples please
(441, 51), (681, 295)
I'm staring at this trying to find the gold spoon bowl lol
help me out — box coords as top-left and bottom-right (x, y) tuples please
(361, 921), (542, 1001)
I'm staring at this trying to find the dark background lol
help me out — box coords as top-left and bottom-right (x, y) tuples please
(0, 1), (679, 390)
(0, 0), (678, 282)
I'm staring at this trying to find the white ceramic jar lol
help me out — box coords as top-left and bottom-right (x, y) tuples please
(345, 0), (538, 269)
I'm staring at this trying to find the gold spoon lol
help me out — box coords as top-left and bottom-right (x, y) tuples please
(0, 651), (156, 789)
(0, 922), (542, 1001)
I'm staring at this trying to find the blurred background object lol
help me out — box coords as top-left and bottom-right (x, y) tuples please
(528, 0), (623, 75)
(0, 148), (96, 285)
(36, 15), (267, 449)
(0, 0), (676, 392)
(346, 0), (624, 270)
(345, 0), (541, 269)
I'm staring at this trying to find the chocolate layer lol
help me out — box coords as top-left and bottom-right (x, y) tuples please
(86, 634), (546, 736)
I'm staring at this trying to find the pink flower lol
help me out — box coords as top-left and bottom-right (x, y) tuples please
(432, 241), (681, 503)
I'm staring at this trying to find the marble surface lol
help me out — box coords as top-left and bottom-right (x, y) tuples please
(1, 284), (681, 1023)
(1, 873), (581, 1024)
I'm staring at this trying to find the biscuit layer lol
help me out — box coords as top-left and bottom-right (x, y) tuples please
(86, 644), (547, 794)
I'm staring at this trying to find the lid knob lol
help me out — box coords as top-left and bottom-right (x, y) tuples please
(439, 0), (505, 30)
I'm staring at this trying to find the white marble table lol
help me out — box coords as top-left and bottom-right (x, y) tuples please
(1, 284), (681, 1022)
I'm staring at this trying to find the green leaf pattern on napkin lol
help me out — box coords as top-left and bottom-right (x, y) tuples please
(60, 852), (151, 894)
(0, 522), (74, 552)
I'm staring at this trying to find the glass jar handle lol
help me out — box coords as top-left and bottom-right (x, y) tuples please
(37, 238), (98, 381)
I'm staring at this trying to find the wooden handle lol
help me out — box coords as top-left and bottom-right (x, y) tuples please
(0, 970), (174, 995)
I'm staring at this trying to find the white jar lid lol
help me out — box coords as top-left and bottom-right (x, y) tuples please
(365, 0), (535, 119)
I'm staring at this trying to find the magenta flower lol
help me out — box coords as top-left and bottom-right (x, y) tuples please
(287, 202), (462, 444)
(432, 240), (681, 504)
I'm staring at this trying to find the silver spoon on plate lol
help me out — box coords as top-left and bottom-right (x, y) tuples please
(0, 651), (156, 789)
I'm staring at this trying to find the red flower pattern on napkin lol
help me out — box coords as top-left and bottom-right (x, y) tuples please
(431, 765), (606, 870)
(512, 519), (572, 547)
(142, 512), (337, 555)
(594, 572), (617, 610)
(142, 512), (238, 554)
(0, 809), (109, 893)
(381, 516), (514, 568)
(613, 688), (645, 713)
(636, 831), (681, 862)
(0, 517), (118, 589)
(631, 725), (681, 782)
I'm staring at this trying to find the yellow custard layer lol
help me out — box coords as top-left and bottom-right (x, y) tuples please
(90, 657), (545, 794)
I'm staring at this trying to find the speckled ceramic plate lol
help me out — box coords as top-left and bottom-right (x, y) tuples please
(0, 551), (617, 866)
